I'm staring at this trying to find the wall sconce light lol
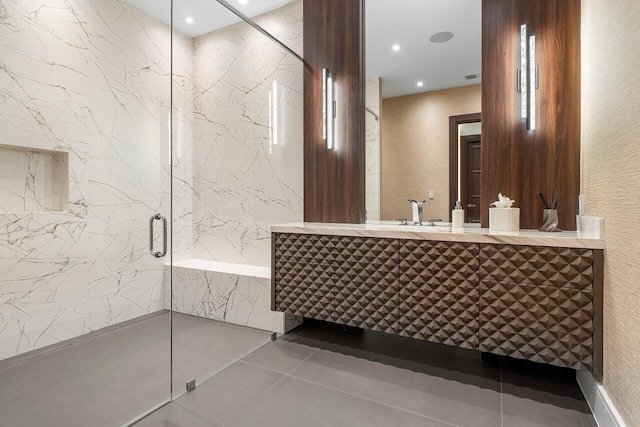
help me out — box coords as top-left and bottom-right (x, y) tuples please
(322, 68), (336, 149)
(269, 80), (279, 154)
(517, 24), (538, 131)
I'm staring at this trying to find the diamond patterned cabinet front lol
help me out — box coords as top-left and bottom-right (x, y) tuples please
(479, 245), (594, 289)
(397, 240), (480, 350)
(273, 233), (601, 372)
(333, 237), (399, 333)
(274, 234), (335, 322)
(275, 233), (334, 263)
(479, 245), (596, 370)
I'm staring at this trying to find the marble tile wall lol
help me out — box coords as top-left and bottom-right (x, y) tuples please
(191, 2), (304, 267)
(0, 146), (69, 213)
(0, 0), (302, 359)
(0, 0), (193, 360)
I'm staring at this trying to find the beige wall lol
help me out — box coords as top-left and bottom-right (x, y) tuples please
(581, 0), (640, 425)
(380, 84), (481, 221)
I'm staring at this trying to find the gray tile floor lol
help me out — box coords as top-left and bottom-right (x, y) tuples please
(137, 322), (597, 427)
(0, 312), (273, 427)
(0, 316), (596, 427)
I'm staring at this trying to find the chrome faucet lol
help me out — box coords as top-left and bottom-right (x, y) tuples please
(408, 199), (426, 225)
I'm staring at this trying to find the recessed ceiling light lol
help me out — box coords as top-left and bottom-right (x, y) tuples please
(417, 81), (424, 87)
(185, 17), (194, 24)
(239, 0), (248, 4)
(392, 44), (400, 52)
(430, 31), (454, 43)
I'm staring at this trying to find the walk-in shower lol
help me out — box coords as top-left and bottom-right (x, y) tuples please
(0, 0), (303, 424)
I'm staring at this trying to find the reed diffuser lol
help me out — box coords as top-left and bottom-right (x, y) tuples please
(538, 191), (562, 232)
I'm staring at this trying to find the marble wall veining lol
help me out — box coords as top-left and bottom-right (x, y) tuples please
(0, 0), (193, 360)
(191, 3), (304, 267)
(163, 2), (303, 332)
(169, 260), (298, 334)
(0, 146), (69, 213)
(0, 0), (302, 359)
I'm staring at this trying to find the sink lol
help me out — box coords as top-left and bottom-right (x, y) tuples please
(366, 220), (480, 229)
(367, 221), (452, 230)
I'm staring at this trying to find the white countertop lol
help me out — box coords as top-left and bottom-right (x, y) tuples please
(271, 222), (605, 249)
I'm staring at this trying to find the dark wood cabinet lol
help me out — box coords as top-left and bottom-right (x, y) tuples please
(273, 233), (602, 372)
(397, 241), (480, 350)
(479, 280), (594, 370)
(333, 237), (398, 333)
(274, 234), (335, 322)
(478, 245), (596, 370)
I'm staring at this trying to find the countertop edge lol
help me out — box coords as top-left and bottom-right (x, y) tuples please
(270, 223), (605, 250)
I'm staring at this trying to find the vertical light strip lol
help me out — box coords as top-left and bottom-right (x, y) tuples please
(322, 68), (336, 150)
(268, 89), (273, 154)
(322, 68), (328, 142)
(327, 73), (334, 150)
(272, 80), (278, 145)
(520, 24), (529, 120)
(528, 35), (536, 131)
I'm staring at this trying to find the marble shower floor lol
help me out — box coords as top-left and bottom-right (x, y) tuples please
(0, 312), (273, 427)
(137, 322), (597, 427)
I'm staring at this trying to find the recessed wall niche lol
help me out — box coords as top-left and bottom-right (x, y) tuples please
(0, 145), (69, 213)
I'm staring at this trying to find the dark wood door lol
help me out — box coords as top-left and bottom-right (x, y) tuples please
(461, 135), (482, 223)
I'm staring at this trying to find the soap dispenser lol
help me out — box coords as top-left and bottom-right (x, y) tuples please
(452, 201), (464, 229)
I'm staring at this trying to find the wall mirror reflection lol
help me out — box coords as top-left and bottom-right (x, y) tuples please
(365, 0), (482, 225)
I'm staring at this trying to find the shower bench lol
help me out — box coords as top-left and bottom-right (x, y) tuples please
(167, 259), (299, 334)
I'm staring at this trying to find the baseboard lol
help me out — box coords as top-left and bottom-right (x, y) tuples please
(577, 371), (628, 427)
(0, 310), (169, 371)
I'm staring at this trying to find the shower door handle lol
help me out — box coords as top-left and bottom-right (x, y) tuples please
(149, 214), (167, 258)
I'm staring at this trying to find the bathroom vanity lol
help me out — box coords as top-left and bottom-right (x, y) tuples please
(271, 223), (604, 373)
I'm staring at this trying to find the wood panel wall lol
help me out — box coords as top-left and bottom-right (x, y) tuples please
(481, 0), (581, 230)
(303, 0), (366, 223)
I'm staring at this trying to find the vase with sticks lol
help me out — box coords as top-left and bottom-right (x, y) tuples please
(539, 192), (562, 232)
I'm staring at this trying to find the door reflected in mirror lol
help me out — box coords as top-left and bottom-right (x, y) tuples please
(365, 0), (482, 225)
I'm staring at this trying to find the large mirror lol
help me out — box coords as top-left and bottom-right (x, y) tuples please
(365, 0), (482, 224)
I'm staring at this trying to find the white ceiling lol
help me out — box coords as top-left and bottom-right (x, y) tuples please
(366, 0), (482, 98)
(125, 0), (297, 38)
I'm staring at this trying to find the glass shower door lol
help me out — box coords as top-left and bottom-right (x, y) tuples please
(0, 0), (174, 425)
(167, 0), (304, 400)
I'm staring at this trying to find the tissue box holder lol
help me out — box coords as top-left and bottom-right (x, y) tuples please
(489, 208), (520, 232)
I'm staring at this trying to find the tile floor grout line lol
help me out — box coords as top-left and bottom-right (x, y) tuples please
(154, 402), (218, 427)
(238, 331), (336, 377)
(238, 358), (293, 376)
(219, 331), (338, 427)
(170, 329), (273, 398)
(171, 359), (288, 426)
(220, 368), (291, 427)
(281, 329), (467, 427)
(193, 337), (273, 383)
(280, 374), (461, 427)
(285, 331), (338, 371)
(172, 358), (241, 402)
